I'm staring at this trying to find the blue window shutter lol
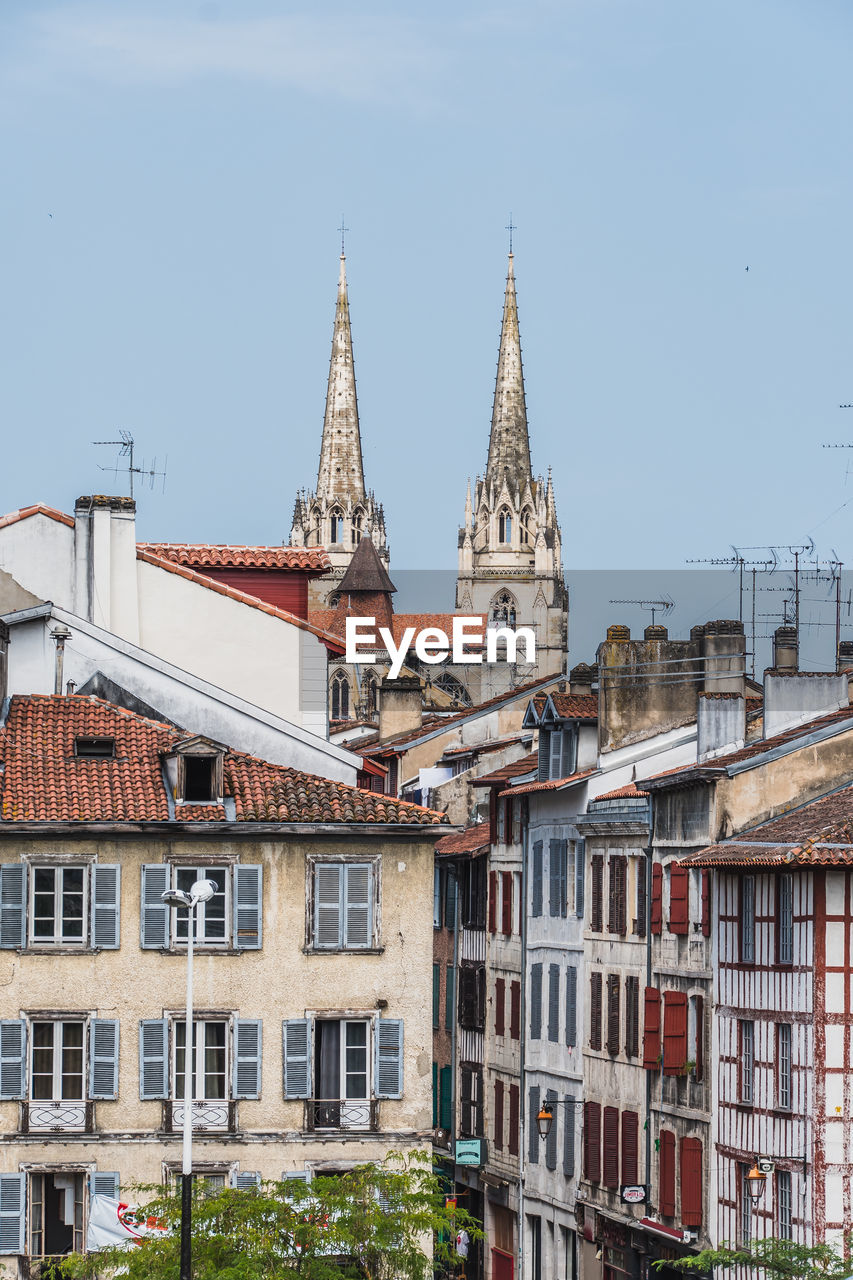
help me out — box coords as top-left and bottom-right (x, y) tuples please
(532, 843), (543, 917)
(233, 866), (262, 950)
(344, 864), (372, 948)
(91, 865), (120, 949)
(89, 1019), (119, 1100)
(432, 1062), (438, 1126)
(282, 1170), (310, 1183)
(548, 965), (560, 1043)
(545, 1087), (558, 1170)
(233, 1171), (261, 1190)
(530, 964), (542, 1040)
(140, 865), (169, 949)
(283, 1019), (311, 1099)
(528, 1086), (540, 1164)
(138, 1019), (169, 1100)
(565, 966), (578, 1048)
(0, 864), (26, 950)
(0, 1172), (26, 1253)
(314, 865), (342, 948)
(233, 1019), (262, 1099)
(375, 1018), (403, 1099)
(575, 840), (585, 918)
(0, 1021), (26, 1100)
(90, 1172), (119, 1201)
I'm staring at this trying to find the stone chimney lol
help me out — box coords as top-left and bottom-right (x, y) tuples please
(73, 496), (140, 644)
(378, 676), (422, 742)
(772, 626), (798, 673)
(568, 662), (596, 694)
(702, 620), (746, 696)
(698, 692), (745, 760)
(597, 623), (704, 754)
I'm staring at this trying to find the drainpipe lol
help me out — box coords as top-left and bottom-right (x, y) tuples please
(518, 803), (528, 1280)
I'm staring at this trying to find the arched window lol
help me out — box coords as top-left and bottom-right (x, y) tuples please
(490, 591), (517, 627)
(352, 509), (364, 544)
(327, 593), (341, 608)
(329, 509), (344, 544)
(498, 508), (513, 543)
(434, 672), (473, 708)
(520, 507), (533, 545)
(362, 672), (378, 717)
(331, 670), (350, 720)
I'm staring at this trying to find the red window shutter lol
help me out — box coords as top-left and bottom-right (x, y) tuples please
(590, 973), (603, 1050)
(488, 871), (498, 933)
(508, 1084), (519, 1156)
(659, 1130), (676, 1217)
(501, 871), (513, 934)
(591, 856), (604, 932)
(603, 1106), (619, 1188)
(608, 857), (627, 935)
(494, 1080), (505, 1151)
(651, 864), (663, 934)
(495, 977), (505, 1037)
(643, 987), (661, 1069)
(663, 991), (688, 1075)
(510, 981), (521, 1040)
(669, 866), (689, 935)
(701, 871), (711, 937)
(680, 1137), (703, 1226)
(621, 1110), (639, 1185)
(694, 994), (704, 1082)
(606, 975), (620, 1056)
(584, 1102), (601, 1182)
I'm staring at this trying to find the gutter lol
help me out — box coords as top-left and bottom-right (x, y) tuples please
(0, 821), (461, 839)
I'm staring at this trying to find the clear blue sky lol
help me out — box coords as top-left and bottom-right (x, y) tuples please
(1, 0), (852, 572)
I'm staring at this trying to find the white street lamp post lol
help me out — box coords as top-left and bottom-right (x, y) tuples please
(161, 879), (217, 1280)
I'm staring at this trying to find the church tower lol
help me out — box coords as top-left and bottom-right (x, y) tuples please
(291, 252), (389, 605)
(456, 252), (567, 680)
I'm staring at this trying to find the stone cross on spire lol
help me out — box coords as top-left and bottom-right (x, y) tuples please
(315, 253), (365, 503)
(485, 253), (533, 489)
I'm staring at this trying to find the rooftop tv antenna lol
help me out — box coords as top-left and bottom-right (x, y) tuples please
(608, 596), (674, 628)
(92, 431), (167, 500)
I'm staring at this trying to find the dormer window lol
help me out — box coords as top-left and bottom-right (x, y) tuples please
(166, 736), (227, 806)
(75, 737), (115, 759)
(184, 757), (215, 802)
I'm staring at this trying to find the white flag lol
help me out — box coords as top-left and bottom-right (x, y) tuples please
(87, 1195), (167, 1251)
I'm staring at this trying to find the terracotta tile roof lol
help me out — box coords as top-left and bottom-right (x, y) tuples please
(138, 549), (345, 654)
(435, 824), (490, 856)
(0, 503), (74, 530)
(441, 734), (527, 759)
(547, 693), (598, 721)
(138, 543), (331, 572)
(0, 695), (448, 826)
(682, 784), (853, 867)
(362, 675), (564, 756)
(644, 703), (853, 789)
(473, 751), (539, 787)
(499, 766), (598, 798)
(592, 783), (650, 801)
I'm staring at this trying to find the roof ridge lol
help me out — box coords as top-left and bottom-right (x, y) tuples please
(0, 503), (74, 530)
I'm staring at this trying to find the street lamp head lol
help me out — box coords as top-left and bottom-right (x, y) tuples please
(189, 879), (217, 905)
(746, 1162), (767, 1204)
(536, 1105), (554, 1141)
(161, 888), (193, 909)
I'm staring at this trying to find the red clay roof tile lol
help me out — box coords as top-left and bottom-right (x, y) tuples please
(682, 783), (853, 867)
(138, 543), (331, 572)
(0, 503), (74, 530)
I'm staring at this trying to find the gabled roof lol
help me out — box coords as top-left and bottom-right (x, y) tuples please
(592, 783), (650, 802)
(499, 766), (598, 798)
(0, 503), (74, 530)
(472, 751), (538, 787)
(0, 695), (448, 826)
(338, 536), (396, 594)
(643, 703), (853, 790)
(435, 824), (490, 856)
(682, 783), (853, 867)
(137, 543), (331, 572)
(541, 692), (598, 723)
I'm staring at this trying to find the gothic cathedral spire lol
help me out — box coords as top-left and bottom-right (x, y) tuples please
(291, 250), (389, 601)
(485, 253), (533, 490)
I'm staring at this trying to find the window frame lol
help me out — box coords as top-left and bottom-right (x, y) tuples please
(777, 873), (794, 965)
(172, 1018), (229, 1103)
(740, 1019), (755, 1105)
(777, 1169), (792, 1240)
(172, 865), (229, 947)
(777, 1022), (792, 1111)
(29, 1019), (86, 1102)
(740, 876), (756, 963)
(29, 864), (87, 948)
(308, 857), (379, 952)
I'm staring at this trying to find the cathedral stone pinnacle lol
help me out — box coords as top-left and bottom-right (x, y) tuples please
(485, 253), (533, 491)
(316, 254), (365, 503)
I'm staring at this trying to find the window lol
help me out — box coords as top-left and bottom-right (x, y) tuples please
(777, 873), (793, 964)
(445, 966), (455, 1030)
(583, 1102), (601, 1182)
(0, 862), (121, 952)
(621, 1111), (639, 1184)
(659, 1130), (675, 1216)
(75, 736), (115, 758)
(432, 965), (440, 1029)
(495, 977), (505, 1037)
(31, 1021), (84, 1102)
(548, 965), (560, 1042)
(565, 967), (577, 1048)
(282, 1015), (403, 1123)
(608, 856), (627, 935)
(530, 964), (543, 1040)
(741, 876), (755, 963)
(590, 856), (604, 932)
(680, 1138), (703, 1227)
(0, 1017), (119, 1130)
(174, 1020), (227, 1102)
(550, 840), (568, 917)
(329, 509), (344, 543)
(625, 976), (639, 1059)
(643, 987), (661, 1069)
(689, 994), (705, 1081)
(184, 756), (216, 802)
(141, 863), (261, 951)
(777, 1169), (792, 1239)
(29, 1171), (85, 1258)
(139, 1017), (260, 1120)
(510, 981), (521, 1040)
(311, 861), (375, 950)
(777, 1023), (792, 1110)
(668, 865), (689, 935)
(531, 842), (543, 917)
(361, 671), (379, 716)
(439, 1065), (452, 1129)
(508, 1084), (520, 1155)
(606, 975), (620, 1056)
(635, 855), (647, 936)
(740, 1020), (755, 1104)
(331, 670), (350, 721)
(547, 729), (576, 781)
(740, 1164), (752, 1244)
(498, 509), (512, 544)
(589, 972), (602, 1050)
(491, 590), (516, 625)
(460, 1066), (483, 1138)
(662, 990), (688, 1075)
(462, 857), (487, 928)
(494, 1079), (504, 1150)
(501, 870), (513, 934)
(603, 1106), (619, 1187)
(459, 964), (485, 1030)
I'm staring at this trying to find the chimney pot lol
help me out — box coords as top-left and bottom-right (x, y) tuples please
(644, 625), (668, 641)
(606, 624), (630, 642)
(773, 626), (799, 673)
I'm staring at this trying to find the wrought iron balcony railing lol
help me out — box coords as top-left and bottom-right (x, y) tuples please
(304, 1098), (379, 1132)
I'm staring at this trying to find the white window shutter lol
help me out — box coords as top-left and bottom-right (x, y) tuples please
(233, 1171), (261, 1190)
(233, 866), (262, 950)
(0, 864), (26, 950)
(0, 1172), (26, 1254)
(0, 1020), (26, 1100)
(344, 865), (371, 948)
(282, 1019), (311, 1099)
(315, 865), (342, 948)
(375, 1019), (403, 1099)
(90, 1172), (120, 1201)
(140, 865), (169, 949)
(91, 865), (121, 949)
(89, 1019), (119, 1099)
(139, 1019), (169, 1100)
(233, 1019), (262, 1099)
(282, 1170), (310, 1183)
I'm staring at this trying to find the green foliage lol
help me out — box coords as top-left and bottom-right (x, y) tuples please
(652, 1235), (853, 1279)
(61, 1150), (479, 1280)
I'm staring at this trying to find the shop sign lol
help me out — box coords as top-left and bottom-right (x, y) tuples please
(621, 1184), (647, 1204)
(455, 1139), (486, 1166)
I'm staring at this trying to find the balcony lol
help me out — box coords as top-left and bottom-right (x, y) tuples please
(22, 1101), (92, 1133)
(163, 1101), (236, 1133)
(304, 1099), (379, 1132)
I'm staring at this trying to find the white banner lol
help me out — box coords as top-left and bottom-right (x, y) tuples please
(88, 1195), (167, 1251)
